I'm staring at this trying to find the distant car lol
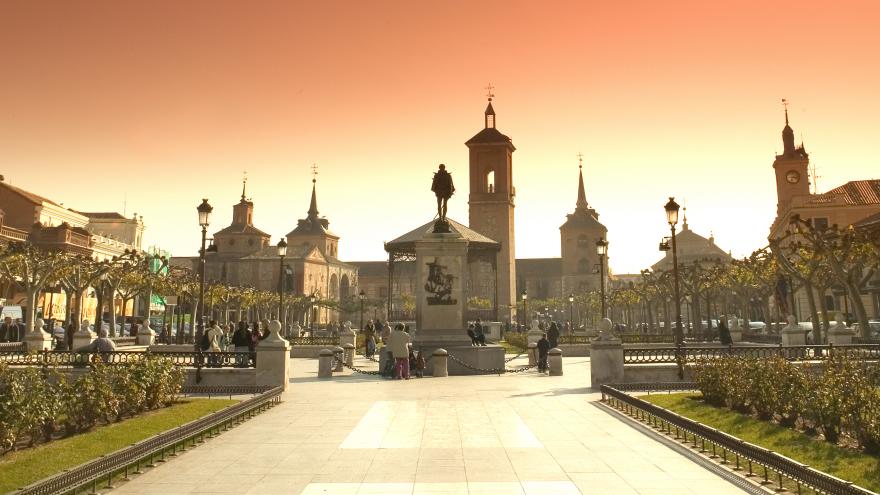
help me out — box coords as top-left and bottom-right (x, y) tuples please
(749, 321), (766, 332)
(852, 321), (880, 336)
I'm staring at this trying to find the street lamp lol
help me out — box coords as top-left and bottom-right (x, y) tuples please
(277, 238), (287, 330)
(196, 198), (213, 342)
(358, 290), (366, 331)
(596, 238), (608, 319)
(568, 293), (574, 343)
(664, 197), (684, 345)
(308, 293), (317, 330)
(521, 290), (528, 329)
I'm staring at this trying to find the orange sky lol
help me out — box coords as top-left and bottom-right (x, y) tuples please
(2, 1), (879, 273)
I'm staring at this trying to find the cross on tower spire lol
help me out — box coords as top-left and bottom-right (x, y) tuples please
(485, 83), (495, 102)
(241, 170), (248, 201)
(575, 153), (588, 211)
(782, 98), (790, 125)
(308, 164), (319, 217)
(577, 152), (584, 169)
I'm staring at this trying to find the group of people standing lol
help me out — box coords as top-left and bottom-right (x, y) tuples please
(361, 320), (426, 379)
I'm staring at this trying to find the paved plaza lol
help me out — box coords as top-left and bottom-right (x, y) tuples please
(112, 356), (748, 495)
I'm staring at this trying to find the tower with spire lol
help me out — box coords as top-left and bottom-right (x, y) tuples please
(212, 175), (271, 256)
(773, 99), (811, 215)
(286, 172), (340, 259)
(466, 89), (518, 321)
(560, 155), (607, 293)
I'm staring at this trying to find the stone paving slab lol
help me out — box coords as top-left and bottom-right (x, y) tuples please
(110, 356), (746, 495)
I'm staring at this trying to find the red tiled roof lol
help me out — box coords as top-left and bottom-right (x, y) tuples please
(821, 180), (880, 205)
(0, 182), (61, 207)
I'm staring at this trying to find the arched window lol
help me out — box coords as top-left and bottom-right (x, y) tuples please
(486, 170), (495, 193)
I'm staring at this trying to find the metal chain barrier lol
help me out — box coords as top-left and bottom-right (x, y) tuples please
(333, 355), (385, 376)
(446, 351), (538, 374)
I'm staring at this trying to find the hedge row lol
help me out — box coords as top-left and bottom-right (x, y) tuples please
(692, 355), (880, 452)
(0, 357), (184, 453)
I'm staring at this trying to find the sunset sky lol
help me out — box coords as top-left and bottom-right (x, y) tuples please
(2, 1), (879, 274)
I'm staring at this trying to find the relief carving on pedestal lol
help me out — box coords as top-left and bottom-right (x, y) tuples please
(425, 257), (457, 306)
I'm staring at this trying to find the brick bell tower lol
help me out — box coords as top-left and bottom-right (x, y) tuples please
(466, 91), (517, 323)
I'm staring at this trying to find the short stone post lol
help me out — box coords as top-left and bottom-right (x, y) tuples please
(256, 320), (291, 391)
(24, 318), (53, 351)
(72, 319), (96, 351)
(827, 312), (855, 345)
(527, 343), (537, 366)
(137, 320), (156, 346)
(342, 343), (355, 367)
(590, 318), (624, 388)
(332, 346), (344, 372)
(548, 347), (563, 376)
(318, 349), (334, 378)
(780, 315), (806, 346)
(432, 348), (448, 377)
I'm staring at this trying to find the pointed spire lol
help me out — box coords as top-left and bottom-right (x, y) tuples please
(308, 164), (319, 218)
(682, 207), (689, 230)
(241, 171), (248, 201)
(484, 84), (496, 129)
(575, 153), (588, 210)
(781, 98), (795, 155)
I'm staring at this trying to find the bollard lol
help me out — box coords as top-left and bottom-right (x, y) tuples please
(318, 349), (334, 378)
(432, 348), (448, 377)
(342, 343), (355, 367)
(528, 343), (537, 367)
(548, 347), (563, 376)
(332, 346), (344, 372)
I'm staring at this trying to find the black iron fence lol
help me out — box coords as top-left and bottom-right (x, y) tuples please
(0, 350), (255, 368)
(601, 384), (875, 495)
(12, 386), (282, 495)
(623, 344), (880, 365)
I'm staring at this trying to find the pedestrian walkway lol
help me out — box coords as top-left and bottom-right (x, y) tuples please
(112, 356), (747, 495)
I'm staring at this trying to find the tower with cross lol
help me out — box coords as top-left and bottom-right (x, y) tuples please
(772, 98), (811, 215)
(466, 87), (518, 321)
(560, 153), (608, 294)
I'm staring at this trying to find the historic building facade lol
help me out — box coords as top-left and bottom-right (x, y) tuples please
(767, 107), (880, 320)
(173, 178), (357, 325)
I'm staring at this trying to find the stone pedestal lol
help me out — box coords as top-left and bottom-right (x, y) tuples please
(24, 318), (52, 351)
(255, 320), (291, 391)
(72, 319), (96, 351)
(828, 314), (855, 345)
(527, 329), (543, 345)
(528, 343), (537, 366)
(590, 318), (624, 389)
(290, 323), (302, 338)
(339, 327), (356, 348)
(728, 318), (742, 343)
(137, 321), (156, 346)
(317, 349), (334, 378)
(413, 226), (504, 375)
(548, 347), (563, 376)
(781, 315), (806, 346)
(432, 348), (448, 377)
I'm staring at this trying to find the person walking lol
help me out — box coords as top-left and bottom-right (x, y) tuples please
(536, 332), (551, 373)
(547, 321), (560, 349)
(388, 323), (412, 380)
(206, 320), (223, 367)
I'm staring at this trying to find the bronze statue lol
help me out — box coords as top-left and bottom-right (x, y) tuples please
(431, 164), (455, 222)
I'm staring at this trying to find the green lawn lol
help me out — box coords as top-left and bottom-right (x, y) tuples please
(641, 393), (880, 492)
(0, 399), (236, 493)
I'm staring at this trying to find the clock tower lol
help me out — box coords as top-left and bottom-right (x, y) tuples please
(466, 95), (517, 322)
(772, 100), (810, 215)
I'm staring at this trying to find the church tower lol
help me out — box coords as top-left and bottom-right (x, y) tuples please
(213, 177), (270, 256)
(466, 95), (517, 321)
(560, 157), (607, 293)
(286, 175), (340, 259)
(772, 100), (811, 215)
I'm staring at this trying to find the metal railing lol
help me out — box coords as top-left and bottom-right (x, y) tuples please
(601, 384), (875, 495)
(0, 341), (25, 351)
(13, 386), (283, 495)
(0, 350), (255, 368)
(290, 336), (339, 346)
(623, 344), (880, 365)
(742, 333), (782, 344)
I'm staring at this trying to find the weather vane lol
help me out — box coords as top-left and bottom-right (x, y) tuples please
(485, 83), (495, 101)
(577, 152), (584, 169)
(311, 163), (319, 183)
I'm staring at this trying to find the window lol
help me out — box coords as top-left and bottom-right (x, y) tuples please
(486, 170), (495, 193)
(577, 235), (589, 248)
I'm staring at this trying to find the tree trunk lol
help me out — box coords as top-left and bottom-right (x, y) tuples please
(846, 280), (871, 338)
(25, 287), (38, 333)
(802, 282), (821, 343)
